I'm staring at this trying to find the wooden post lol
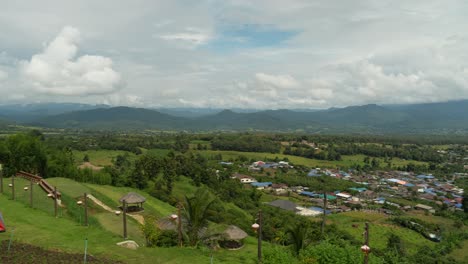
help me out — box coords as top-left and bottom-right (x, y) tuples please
(30, 180), (33, 208)
(258, 209), (262, 263)
(11, 176), (15, 200)
(84, 193), (88, 226)
(364, 222), (369, 264)
(54, 186), (58, 218)
(123, 200), (127, 239)
(177, 202), (183, 247)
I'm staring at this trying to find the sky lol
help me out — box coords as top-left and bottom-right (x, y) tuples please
(0, 0), (468, 109)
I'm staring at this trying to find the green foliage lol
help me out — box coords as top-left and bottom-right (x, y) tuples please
(263, 245), (298, 264)
(141, 215), (160, 247)
(299, 240), (383, 264)
(287, 222), (313, 256)
(0, 133), (47, 176)
(211, 135), (281, 153)
(183, 187), (218, 246)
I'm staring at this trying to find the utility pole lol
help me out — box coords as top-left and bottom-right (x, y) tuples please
(54, 186), (58, 217)
(84, 193), (88, 226)
(123, 200), (127, 239)
(258, 209), (262, 263)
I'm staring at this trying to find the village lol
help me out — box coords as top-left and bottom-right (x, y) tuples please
(228, 159), (466, 217)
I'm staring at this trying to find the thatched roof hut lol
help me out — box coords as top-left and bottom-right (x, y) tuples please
(119, 192), (146, 204)
(223, 225), (248, 241)
(220, 225), (248, 250)
(119, 192), (146, 212)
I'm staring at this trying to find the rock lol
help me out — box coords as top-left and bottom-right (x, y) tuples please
(116, 240), (139, 250)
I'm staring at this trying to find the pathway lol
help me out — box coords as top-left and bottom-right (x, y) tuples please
(87, 194), (145, 225)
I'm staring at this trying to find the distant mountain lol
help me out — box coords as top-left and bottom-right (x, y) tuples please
(14, 100), (468, 134)
(34, 106), (189, 130)
(0, 103), (109, 122)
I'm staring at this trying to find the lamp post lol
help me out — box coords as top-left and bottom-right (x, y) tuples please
(83, 193), (88, 226)
(170, 202), (183, 247)
(252, 209), (262, 263)
(11, 176), (15, 200)
(361, 222), (370, 264)
(114, 209), (126, 239)
(23, 182), (33, 208)
(122, 200), (128, 239)
(77, 200), (83, 225)
(54, 186), (58, 218)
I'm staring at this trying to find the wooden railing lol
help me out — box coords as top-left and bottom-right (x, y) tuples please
(15, 171), (61, 199)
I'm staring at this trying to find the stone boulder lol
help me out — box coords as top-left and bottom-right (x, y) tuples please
(116, 240), (139, 250)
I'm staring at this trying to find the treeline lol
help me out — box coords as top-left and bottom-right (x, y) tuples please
(0, 132), (112, 185)
(211, 135), (281, 153)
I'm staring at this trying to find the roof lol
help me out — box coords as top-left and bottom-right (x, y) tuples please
(223, 225), (248, 240)
(251, 182), (272, 187)
(268, 200), (298, 212)
(415, 204), (433, 210)
(308, 207), (331, 214)
(307, 169), (321, 177)
(349, 187), (367, 192)
(119, 192), (146, 204)
(300, 191), (316, 197)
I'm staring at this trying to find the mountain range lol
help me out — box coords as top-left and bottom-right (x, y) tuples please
(0, 100), (467, 134)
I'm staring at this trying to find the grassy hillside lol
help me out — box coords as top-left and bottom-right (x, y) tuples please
(0, 179), (262, 263)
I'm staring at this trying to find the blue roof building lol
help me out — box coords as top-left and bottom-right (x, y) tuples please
(308, 207), (331, 215)
(307, 169), (322, 177)
(251, 182), (272, 188)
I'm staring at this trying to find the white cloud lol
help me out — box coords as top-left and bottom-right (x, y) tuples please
(159, 27), (213, 48)
(0, 70), (7, 81)
(255, 73), (299, 88)
(21, 26), (122, 96)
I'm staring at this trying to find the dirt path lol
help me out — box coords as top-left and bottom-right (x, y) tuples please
(87, 194), (114, 212)
(87, 194), (145, 225)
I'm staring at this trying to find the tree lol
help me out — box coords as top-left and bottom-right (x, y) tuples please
(386, 233), (405, 257)
(2, 133), (47, 177)
(141, 215), (160, 247)
(462, 191), (468, 213)
(182, 188), (217, 246)
(287, 222), (311, 256)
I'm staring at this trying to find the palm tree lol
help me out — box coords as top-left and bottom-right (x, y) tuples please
(182, 187), (217, 246)
(287, 222), (311, 256)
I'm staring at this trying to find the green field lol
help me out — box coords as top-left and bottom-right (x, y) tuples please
(72, 148), (427, 170)
(73, 150), (136, 166)
(328, 211), (435, 255)
(196, 150), (427, 168)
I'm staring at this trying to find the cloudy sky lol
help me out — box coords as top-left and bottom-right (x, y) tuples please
(1, 0), (467, 109)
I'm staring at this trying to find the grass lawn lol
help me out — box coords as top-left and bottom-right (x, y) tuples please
(84, 183), (175, 218)
(0, 193), (262, 263)
(449, 240), (468, 263)
(73, 150), (136, 166)
(328, 211), (435, 255)
(195, 150), (427, 169)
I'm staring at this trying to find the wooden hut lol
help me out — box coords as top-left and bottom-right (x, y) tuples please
(119, 192), (146, 212)
(220, 225), (248, 250)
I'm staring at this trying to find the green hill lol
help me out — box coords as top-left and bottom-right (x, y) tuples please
(0, 177), (260, 264)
